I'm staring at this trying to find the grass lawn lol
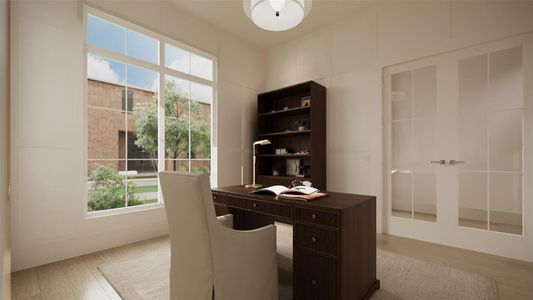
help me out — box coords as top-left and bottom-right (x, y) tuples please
(131, 185), (158, 205)
(141, 199), (158, 205)
(131, 175), (158, 179)
(131, 185), (158, 194)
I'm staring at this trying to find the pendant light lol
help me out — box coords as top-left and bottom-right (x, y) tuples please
(243, 0), (312, 31)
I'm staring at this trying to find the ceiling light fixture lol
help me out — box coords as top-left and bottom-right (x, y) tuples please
(243, 0), (312, 31)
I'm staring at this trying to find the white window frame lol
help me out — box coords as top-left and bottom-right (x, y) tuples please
(83, 6), (218, 217)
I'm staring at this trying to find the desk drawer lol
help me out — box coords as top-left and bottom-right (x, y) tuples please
(295, 224), (338, 256)
(294, 246), (337, 300)
(294, 208), (338, 228)
(228, 196), (292, 219)
(214, 203), (228, 216)
(212, 192), (227, 204)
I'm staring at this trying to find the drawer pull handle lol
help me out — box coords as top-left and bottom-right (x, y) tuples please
(253, 203), (257, 208)
(311, 236), (316, 243)
(213, 195), (217, 200)
(311, 279), (317, 285)
(311, 213), (317, 219)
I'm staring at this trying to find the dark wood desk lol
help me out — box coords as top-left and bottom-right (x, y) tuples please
(211, 185), (380, 300)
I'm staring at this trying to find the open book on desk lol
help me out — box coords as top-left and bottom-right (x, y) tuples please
(251, 185), (327, 201)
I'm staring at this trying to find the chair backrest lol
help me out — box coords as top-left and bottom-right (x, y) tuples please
(160, 172), (216, 300)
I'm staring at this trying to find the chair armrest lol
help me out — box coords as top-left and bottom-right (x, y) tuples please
(216, 214), (233, 228)
(211, 224), (278, 300)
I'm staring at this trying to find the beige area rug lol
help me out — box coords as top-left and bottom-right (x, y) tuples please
(99, 224), (498, 300)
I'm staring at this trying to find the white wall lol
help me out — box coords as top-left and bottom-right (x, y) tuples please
(10, 0), (264, 271)
(11, 0), (533, 271)
(1, 0), (11, 297)
(264, 1), (533, 234)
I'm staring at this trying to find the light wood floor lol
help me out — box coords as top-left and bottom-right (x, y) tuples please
(11, 233), (533, 300)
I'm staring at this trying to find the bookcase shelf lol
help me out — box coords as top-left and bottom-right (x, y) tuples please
(258, 129), (311, 137)
(257, 175), (313, 187)
(258, 106), (311, 117)
(257, 154), (311, 158)
(254, 81), (326, 190)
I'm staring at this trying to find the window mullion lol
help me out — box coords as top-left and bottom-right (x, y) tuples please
(155, 37), (165, 204)
(124, 61), (129, 207)
(158, 49), (166, 174)
(87, 45), (160, 74)
(188, 76), (192, 173)
(163, 66), (214, 86)
(158, 72), (165, 203)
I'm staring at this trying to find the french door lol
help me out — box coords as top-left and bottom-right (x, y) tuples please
(384, 34), (533, 261)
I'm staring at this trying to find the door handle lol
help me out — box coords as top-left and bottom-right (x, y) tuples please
(430, 160), (446, 165)
(449, 160), (465, 165)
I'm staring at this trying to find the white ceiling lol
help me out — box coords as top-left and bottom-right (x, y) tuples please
(169, 0), (374, 50)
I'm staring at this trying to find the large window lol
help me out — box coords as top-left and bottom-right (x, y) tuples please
(86, 9), (215, 213)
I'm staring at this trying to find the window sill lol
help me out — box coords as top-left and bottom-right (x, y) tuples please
(85, 202), (165, 219)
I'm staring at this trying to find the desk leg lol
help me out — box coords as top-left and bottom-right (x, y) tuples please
(362, 280), (380, 300)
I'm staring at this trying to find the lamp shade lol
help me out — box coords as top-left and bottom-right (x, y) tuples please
(243, 0), (312, 31)
(253, 139), (271, 146)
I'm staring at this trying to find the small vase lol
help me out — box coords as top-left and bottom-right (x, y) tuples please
(298, 126), (305, 131)
(273, 170), (279, 176)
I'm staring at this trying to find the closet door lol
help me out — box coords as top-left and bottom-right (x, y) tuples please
(384, 34), (533, 261)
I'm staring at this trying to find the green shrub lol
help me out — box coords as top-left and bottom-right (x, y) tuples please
(88, 165), (142, 211)
(201, 166), (210, 175)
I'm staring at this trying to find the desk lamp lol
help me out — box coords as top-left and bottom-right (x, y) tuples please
(245, 139), (271, 188)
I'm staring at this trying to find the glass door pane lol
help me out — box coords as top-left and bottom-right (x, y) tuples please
(391, 66), (437, 221)
(391, 171), (412, 218)
(488, 47), (523, 235)
(458, 54), (489, 229)
(391, 70), (413, 218)
(413, 66), (437, 221)
(458, 47), (523, 235)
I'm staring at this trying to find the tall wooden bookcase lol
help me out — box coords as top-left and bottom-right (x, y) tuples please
(255, 81), (327, 190)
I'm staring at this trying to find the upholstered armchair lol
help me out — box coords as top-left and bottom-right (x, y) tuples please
(160, 172), (278, 300)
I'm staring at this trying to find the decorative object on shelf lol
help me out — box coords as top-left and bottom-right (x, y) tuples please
(286, 158), (302, 176)
(272, 161), (283, 176)
(301, 96), (311, 107)
(276, 148), (288, 155)
(283, 106), (289, 110)
(245, 139), (271, 188)
(294, 118), (308, 131)
(243, 0), (312, 32)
